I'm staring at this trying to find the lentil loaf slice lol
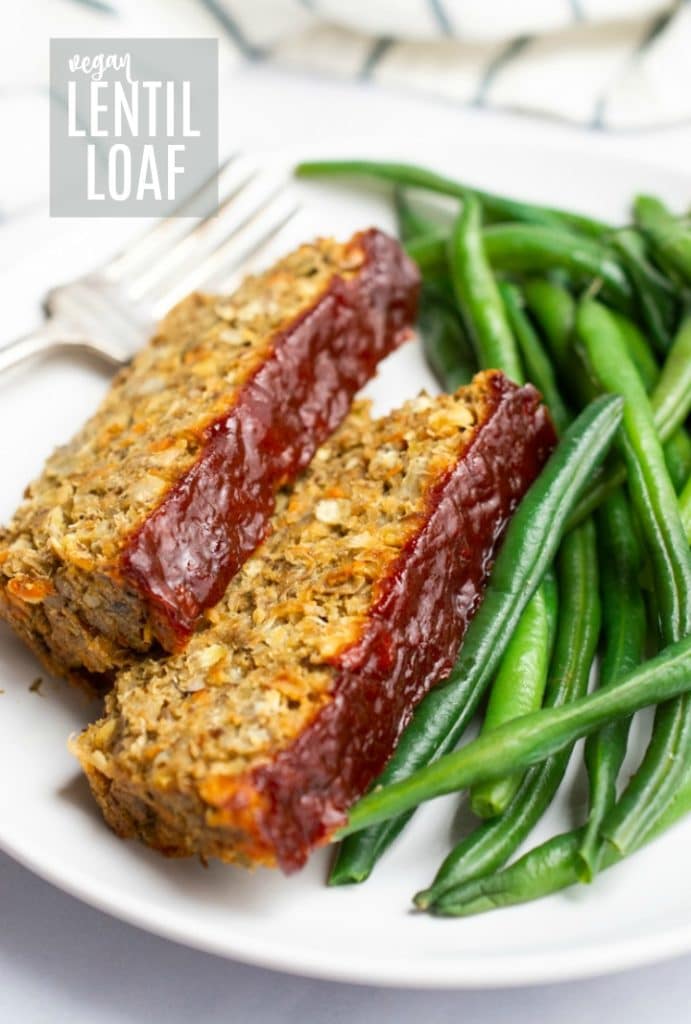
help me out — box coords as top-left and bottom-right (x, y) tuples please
(0, 229), (419, 683)
(73, 371), (556, 872)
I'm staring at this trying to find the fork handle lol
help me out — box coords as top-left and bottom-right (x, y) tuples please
(0, 320), (89, 374)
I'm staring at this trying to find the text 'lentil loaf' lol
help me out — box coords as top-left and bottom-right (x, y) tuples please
(73, 371), (557, 872)
(0, 229), (419, 682)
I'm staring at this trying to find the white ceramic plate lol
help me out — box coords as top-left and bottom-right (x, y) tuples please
(1, 134), (690, 989)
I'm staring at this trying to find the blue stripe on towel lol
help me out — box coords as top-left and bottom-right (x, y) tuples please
(360, 37), (395, 80)
(197, 0), (266, 60)
(67, 0), (117, 13)
(591, 6), (677, 128)
(428, 0), (453, 35)
(634, 7), (678, 54)
(475, 35), (532, 106)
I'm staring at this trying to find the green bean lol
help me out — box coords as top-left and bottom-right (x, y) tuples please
(603, 697), (691, 855)
(680, 476), (691, 542)
(483, 225), (634, 313)
(567, 467), (621, 526)
(610, 313), (660, 393)
(450, 246), (568, 828)
(577, 300), (691, 857)
(575, 435), (691, 525)
(429, 476), (691, 916)
(664, 431), (691, 493)
(578, 491), (646, 880)
(340, 633), (691, 838)
(429, 759), (691, 916)
(419, 527), (597, 905)
(499, 282), (571, 433)
(416, 763), (565, 909)
(578, 301), (691, 643)
(447, 196), (524, 381)
(573, 445), (687, 528)
(394, 187), (441, 242)
(426, 483), (691, 915)
(429, 830), (583, 916)
(421, 273), (457, 305)
(295, 159), (609, 238)
(405, 231), (447, 275)
(652, 314), (691, 442)
(634, 194), (691, 288)
(522, 278), (599, 410)
(418, 287), (476, 392)
(523, 279), (575, 369)
(469, 575), (557, 819)
(451, 236), (565, 828)
(611, 229), (678, 354)
(570, 312), (691, 526)
(300, 159), (691, 896)
(395, 190), (488, 395)
(408, 224), (635, 314)
(330, 396), (622, 881)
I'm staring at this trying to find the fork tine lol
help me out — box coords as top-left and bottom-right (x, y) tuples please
(135, 175), (286, 306)
(123, 163), (258, 302)
(200, 198), (301, 294)
(102, 151), (240, 281)
(149, 191), (300, 319)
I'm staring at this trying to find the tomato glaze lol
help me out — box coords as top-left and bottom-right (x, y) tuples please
(247, 373), (557, 871)
(120, 229), (420, 649)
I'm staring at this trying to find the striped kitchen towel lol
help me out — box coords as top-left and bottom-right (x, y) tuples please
(207, 0), (691, 130)
(0, 0), (689, 228)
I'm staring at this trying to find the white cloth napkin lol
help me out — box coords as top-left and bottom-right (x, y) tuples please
(1, 0), (689, 228)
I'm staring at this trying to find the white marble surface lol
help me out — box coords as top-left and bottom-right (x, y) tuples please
(3, 848), (691, 1022)
(2, 59), (691, 1021)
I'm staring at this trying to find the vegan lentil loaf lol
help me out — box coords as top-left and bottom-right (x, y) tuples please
(73, 371), (556, 872)
(0, 228), (419, 683)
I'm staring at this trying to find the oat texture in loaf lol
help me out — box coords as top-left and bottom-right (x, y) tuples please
(0, 230), (418, 683)
(73, 372), (556, 870)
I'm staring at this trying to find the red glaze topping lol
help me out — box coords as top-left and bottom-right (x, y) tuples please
(120, 230), (420, 649)
(248, 373), (557, 871)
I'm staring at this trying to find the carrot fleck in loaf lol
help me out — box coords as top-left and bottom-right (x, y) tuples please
(72, 371), (556, 871)
(0, 229), (419, 684)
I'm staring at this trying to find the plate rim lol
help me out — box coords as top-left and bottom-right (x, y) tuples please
(3, 126), (691, 989)
(4, 825), (691, 989)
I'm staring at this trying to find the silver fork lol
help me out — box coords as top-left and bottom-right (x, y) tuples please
(0, 154), (300, 374)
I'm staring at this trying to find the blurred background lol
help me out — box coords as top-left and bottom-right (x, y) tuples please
(3, 0), (690, 224)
